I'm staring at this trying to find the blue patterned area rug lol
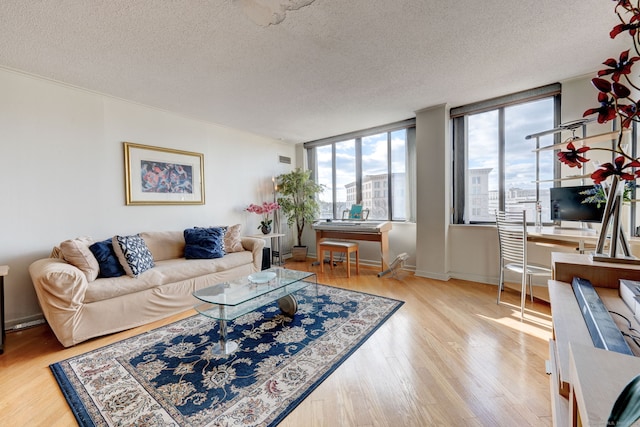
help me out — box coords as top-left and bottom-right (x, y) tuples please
(50, 284), (403, 426)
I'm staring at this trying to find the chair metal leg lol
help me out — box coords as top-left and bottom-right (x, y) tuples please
(497, 264), (504, 304)
(529, 275), (534, 303)
(520, 274), (527, 320)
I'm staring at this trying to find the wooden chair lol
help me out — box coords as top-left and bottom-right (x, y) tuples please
(318, 239), (360, 277)
(495, 210), (552, 319)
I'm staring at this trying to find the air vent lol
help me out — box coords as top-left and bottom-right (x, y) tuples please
(279, 155), (291, 164)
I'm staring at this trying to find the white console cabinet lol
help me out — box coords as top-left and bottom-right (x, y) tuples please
(549, 253), (640, 426)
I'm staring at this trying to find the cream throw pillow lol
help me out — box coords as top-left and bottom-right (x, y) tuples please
(59, 237), (99, 282)
(224, 224), (244, 253)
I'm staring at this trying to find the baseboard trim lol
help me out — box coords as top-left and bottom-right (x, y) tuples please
(6, 314), (46, 331)
(449, 272), (497, 285)
(414, 270), (451, 281)
(309, 255), (416, 272)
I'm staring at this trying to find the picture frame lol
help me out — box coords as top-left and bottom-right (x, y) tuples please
(123, 142), (205, 205)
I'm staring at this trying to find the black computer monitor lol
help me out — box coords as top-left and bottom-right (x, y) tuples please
(550, 185), (605, 223)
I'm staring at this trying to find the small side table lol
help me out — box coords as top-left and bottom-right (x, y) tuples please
(0, 265), (8, 354)
(251, 233), (286, 266)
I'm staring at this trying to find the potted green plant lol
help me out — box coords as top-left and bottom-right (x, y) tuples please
(277, 168), (324, 261)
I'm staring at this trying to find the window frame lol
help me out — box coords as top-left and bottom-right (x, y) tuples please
(304, 119), (416, 222)
(451, 85), (561, 224)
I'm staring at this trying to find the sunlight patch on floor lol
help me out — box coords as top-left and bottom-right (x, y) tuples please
(477, 305), (553, 340)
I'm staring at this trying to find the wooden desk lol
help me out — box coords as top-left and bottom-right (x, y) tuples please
(528, 226), (640, 254)
(527, 226), (600, 252)
(313, 221), (391, 271)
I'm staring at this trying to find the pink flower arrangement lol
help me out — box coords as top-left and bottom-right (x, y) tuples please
(246, 202), (280, 229)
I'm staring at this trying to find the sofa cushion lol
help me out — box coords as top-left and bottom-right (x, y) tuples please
(59, 237), (99, 282)
(84, 252), (254, 303)
(139, 231), (185, 262)
(112, 234), (155, 277)
(184, 227), (225, 259)
(223, 224), (244, 253)
(89, 240), (126, 278)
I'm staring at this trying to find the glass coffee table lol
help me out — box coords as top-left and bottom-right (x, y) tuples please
(193, 268), (317, 355)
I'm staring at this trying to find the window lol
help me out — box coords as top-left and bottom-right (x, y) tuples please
(452, 85), (561, 224)
(305, 119), (416, 221)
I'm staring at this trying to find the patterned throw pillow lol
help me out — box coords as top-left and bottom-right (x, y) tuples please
(184, 227), (225, 259)
(112, 234), (155, 277)
(89, 239), (126, 278)
(223, 224), (244, 253)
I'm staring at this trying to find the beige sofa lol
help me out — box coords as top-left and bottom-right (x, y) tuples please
(29, 229), (264, 347)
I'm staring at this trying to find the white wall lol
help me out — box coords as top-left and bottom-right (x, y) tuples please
(0, 68), (295, 327)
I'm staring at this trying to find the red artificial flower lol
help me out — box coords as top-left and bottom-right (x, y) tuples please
(619, 101), (640, 128)
(592, 77), (612, 92)
(557, 142), (590, 168)
(609, 21), (640, 39)
(591, 156), (640, 184)
(583, 91), (618, 123)
(614, 0), (634, 11)
(599, 50), (640, 82)
(613, 81), (632, 98)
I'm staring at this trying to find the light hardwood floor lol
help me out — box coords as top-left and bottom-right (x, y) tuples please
(0, 260), (553, 426)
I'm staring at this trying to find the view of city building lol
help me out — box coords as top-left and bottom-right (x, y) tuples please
(468, 168), (550, 223)
(319, 173), (406, 220)
(344, 173), (406, 220)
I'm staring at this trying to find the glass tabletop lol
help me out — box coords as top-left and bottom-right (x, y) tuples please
(192, 268), (315, 307)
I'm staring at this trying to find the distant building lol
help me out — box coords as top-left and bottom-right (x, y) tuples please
(468, 168), (549, 222)
(345, 173), (405, 219)
(468, 168), (493, 222)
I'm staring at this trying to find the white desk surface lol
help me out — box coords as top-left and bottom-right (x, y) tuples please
(528, 226), (640, 250)
(528, 226), (600, 240)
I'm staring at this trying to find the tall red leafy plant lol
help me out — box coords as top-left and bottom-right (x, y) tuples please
(559, 0), (640, 183)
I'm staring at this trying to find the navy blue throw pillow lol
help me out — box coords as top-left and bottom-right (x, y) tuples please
(184, 227), (225, 259)
(89, 239), (126, 278)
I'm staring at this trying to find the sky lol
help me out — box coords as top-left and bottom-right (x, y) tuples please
(315, 129), (407, 204)
(467, 97), (556, 192)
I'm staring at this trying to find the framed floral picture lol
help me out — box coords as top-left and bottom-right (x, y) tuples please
(123, 142), (205, 205)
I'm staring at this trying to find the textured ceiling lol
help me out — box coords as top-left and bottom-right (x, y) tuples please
(0, 1), (630, 143)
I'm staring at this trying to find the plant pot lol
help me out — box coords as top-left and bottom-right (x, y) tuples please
(261, 225), (272, 235)
(291, 246), (308, 261)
